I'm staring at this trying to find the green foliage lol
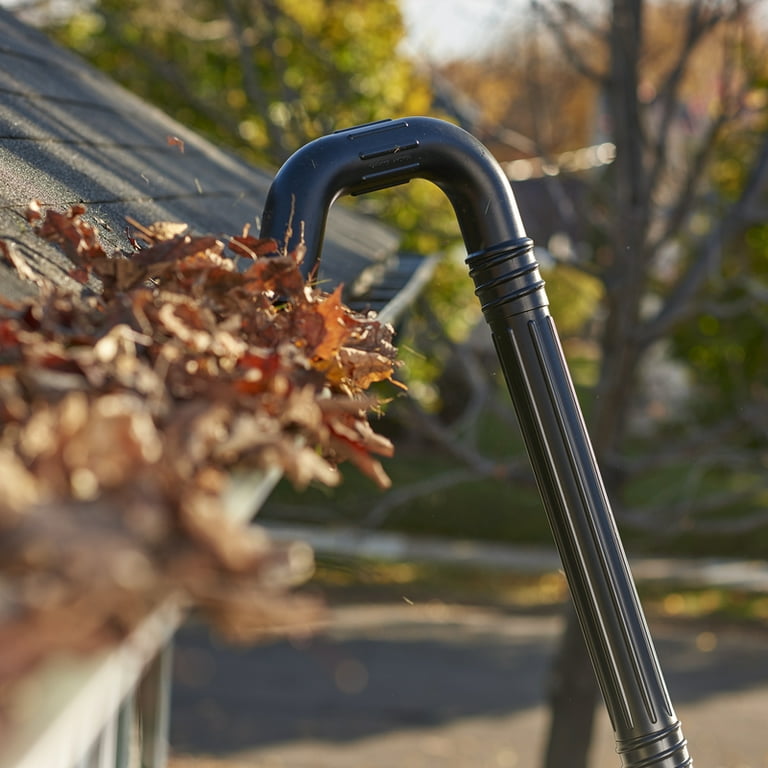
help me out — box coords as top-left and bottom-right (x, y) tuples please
(673, 57), (768, 420)
(373, 180), (461, 257)
(675, 79), (768, 418)
(541, 263), (604, 338)
(49, 0), (432, 165)
(671, 212), (768, 423)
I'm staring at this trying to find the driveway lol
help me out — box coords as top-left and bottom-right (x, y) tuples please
(168, 597), (768, 768)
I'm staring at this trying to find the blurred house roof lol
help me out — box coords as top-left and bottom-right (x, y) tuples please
(0, 9), (414, 311)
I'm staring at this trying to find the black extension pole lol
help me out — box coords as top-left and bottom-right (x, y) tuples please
(260, 116), (692, 768)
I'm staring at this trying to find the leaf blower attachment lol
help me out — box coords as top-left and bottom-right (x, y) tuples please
(260, 116), (692, 768)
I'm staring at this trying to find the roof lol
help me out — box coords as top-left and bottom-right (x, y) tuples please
(0, 8), (408, 308)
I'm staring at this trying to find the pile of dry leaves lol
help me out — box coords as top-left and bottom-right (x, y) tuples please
(0, 202), (400, 698)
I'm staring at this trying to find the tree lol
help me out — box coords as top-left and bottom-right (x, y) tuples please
(44, 0), (432, 166)
(435, 0), (768, 764)
(533, 1), (768, 765)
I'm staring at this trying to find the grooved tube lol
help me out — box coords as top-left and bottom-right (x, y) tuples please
(468, 238), (690, 767)
(260, 116), (692, 767)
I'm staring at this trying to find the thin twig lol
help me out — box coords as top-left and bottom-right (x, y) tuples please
(643, 129), (768, 340)
(362, 468), (482, 529)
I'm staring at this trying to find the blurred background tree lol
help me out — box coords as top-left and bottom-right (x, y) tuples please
(436, 1), (768, 765)
(48, 0), (429, 164)
(35, 0), (485, 401)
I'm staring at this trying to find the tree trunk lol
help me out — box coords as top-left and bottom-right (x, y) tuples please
(542, 605), (600, 768)
(541, 0), (647, 766)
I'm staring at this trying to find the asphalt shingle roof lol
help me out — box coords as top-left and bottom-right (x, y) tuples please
(0, 8), (401, 304)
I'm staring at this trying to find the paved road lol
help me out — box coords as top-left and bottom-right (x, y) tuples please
(168, 598), (768, 768)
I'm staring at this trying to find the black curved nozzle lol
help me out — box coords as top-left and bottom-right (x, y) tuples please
(260, 116), (546, 320)
(260, 116), (525, 266)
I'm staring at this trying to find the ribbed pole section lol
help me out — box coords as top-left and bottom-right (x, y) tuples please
(260, 116), (692, 767)
(467, 238), (690, 767)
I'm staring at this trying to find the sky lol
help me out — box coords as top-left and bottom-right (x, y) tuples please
(399, 0), (524, 62)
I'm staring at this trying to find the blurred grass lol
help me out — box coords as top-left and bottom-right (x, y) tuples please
(309, 555), (569, 609)
(306, 554), (768, 627)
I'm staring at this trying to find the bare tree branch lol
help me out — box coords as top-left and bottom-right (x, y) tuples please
(642, 129), (768, 340)
(610, 440), (758, 477)
(392, 397), (528, 480)
(692, 509), (768, 535)
(553, 0), (606, 38)
(532, 0), (608, 84)
(646, 0), (730, 198)
(648, 110), (729, 253)
(362, 468), (481, 528)
(619, 485), (765, 535)
(622, 494), (768, 535)
(445, 343), (494, 438)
